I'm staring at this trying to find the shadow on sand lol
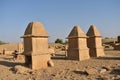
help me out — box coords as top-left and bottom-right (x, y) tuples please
(73, 70), (88, 75)
(0, 61), (25, 67)
(95, 57), (120, 60)
(51, 56), (66, 60)
(52, 53), (120, 61)
(110, 69), (120, 75)
(3, 57), (13, 61)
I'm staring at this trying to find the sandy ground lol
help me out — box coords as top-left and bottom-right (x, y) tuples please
(0, 49), (120, 80)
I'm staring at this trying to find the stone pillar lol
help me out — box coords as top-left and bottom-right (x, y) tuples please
(21, 22), (52, 69)
(118, 36), (120, 43)
(86, 25), (105, 57)
(67, 26), (90, 61)
(18, 43), (23, 53)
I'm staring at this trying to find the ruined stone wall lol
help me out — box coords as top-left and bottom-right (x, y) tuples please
(0, 43), (23, 54)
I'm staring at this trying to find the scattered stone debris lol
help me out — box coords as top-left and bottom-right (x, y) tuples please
(47, 60), (54, 67)
(13, 54), (25, 62)
(85, 68), (98, 75)
(13, 65), (30, 74)
(74, 69), (87, 75)
(99, 69), (107, 74)
(101, 66), (111, 71)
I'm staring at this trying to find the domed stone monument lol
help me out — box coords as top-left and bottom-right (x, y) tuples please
(21, 22), (52, 69)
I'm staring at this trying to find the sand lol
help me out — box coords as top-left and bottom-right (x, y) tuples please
(0, 49), (120, 80)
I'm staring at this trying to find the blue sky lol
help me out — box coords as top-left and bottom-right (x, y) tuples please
(0, 0), (120, 43)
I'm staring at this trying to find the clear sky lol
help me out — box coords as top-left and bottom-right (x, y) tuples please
(0, 0), (120, 43)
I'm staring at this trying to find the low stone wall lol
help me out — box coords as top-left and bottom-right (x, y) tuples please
(0, 43), (24, 55)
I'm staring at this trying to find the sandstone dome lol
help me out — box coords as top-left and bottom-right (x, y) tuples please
(23, 22), (48, 37)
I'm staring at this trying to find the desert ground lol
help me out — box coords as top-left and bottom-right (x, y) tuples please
(0, 46), (120, 80)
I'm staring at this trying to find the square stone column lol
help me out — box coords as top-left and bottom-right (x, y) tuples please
(87, 25), (105, 57)
(21, 22), (52, 69)
(118, 36), (120, 43)
(67, 26), (90, 61)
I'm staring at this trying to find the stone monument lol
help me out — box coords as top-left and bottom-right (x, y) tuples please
(21, 22), (52, 69)
(86, 25), (105, 57)
(67, 26), (90, 61)
(118, 36), (120, 43)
